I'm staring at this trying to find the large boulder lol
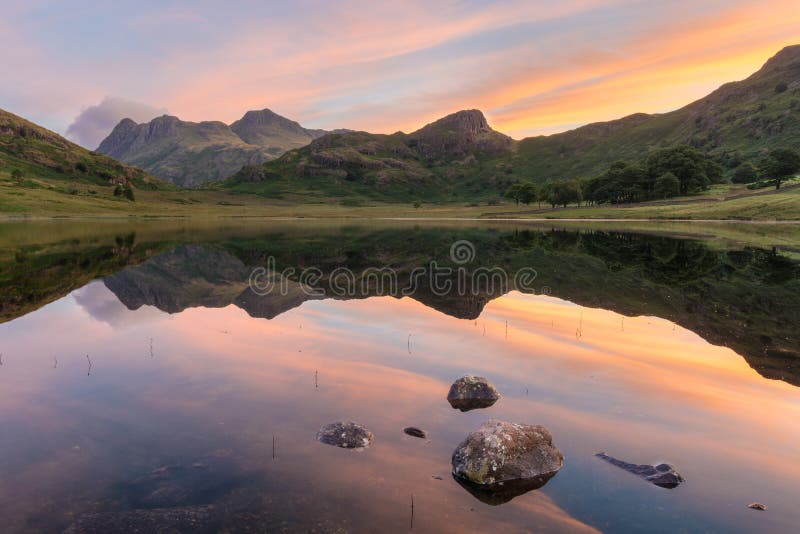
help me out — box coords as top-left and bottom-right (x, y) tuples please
(446, 375), (500, 411)
(316, 421), (373, 449)
(595, 452), (684, 488)
(451, 420), (563, 504)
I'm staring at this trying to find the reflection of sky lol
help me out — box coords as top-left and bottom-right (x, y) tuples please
(72, 280), (165, 327)
(0, 285), (798, 532)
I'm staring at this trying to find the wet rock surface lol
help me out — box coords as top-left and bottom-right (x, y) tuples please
(403, 427), (428, 439)
(595, 452), (684, 488)
(446, 375), (500, 411)
(317, 422), (374, 449)
(451, 420), (563, 504)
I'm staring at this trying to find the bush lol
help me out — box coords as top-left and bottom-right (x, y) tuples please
(653, 172), (681, 199)
(775, 81), (788, 94)
(113, 184), (123, 197)
(123, 183), (135, 201)
(11, 169), (23, 182)
(731, 162), (759, 184)
(75, 161), (88, 173)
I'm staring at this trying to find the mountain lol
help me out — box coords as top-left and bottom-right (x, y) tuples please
(512, 44), (800, 181)
(0, 108), (160, 189)
(98, 109), (344, 187)
(224, 109), (516, 200)
(225, 45), (800, 201)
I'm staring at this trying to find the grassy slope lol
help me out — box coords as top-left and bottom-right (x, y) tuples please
(0, 109), (164, 191)
(2, 170), (799, 221)
(511, 46), (800, 181)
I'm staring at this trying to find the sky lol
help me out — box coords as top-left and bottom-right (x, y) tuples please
(1, 0), (799, 148)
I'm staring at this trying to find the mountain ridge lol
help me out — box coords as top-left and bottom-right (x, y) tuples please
(98, 108), (347, 187)
(225, 45), (800, 200)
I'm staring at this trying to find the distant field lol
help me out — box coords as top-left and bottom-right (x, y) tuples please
(2, 166), (799, 221)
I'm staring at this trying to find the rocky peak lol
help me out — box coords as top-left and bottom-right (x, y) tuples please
(146, 115), (181, 138)
(409, 109), (513, 159)
(230, 108), (308, 142)
(423, 109), (491, 135)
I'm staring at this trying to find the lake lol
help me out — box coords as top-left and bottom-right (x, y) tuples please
(0, 219), (798, 533)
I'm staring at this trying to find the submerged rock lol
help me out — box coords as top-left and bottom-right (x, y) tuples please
(446, 375), (500, 411)
(748, 502), (767, 511)
(403, 427), (428, 439)
(595, 452), (684, 488)
(317, 421), (373, 449)
(451, 420), (563, 504)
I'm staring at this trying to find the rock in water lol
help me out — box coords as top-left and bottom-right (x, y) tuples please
(403, 427), (428, 439)
(748, 502), (767, 511)
(447, 375), (500, 411)
(451, 420), (563, 505)
(595, 452), (684, 488)
(317, 422), (373, 449)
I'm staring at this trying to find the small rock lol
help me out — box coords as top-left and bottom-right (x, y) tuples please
(451, 419), (563, 504)
(748, 502), (767, 511)
(595, 452), (684, 488)
(316, 421), (373, 449)
(431, 475), (443, 480)
(403, 427), (428, 439)
(447, 375), (500, 411)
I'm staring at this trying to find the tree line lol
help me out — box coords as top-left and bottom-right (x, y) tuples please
(505, 145), (800, 208)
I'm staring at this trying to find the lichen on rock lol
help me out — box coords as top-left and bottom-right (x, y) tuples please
(451, 420), (563, 504)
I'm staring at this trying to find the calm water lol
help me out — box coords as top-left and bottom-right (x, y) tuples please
(0, 220), (799, 533)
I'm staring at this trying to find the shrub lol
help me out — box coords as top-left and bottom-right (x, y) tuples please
(75, 161), (88, 172)
(731, 162), (759, 184)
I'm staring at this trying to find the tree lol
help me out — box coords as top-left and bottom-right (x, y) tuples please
(519, 182), (538, 205)
(645, 145), (722, 195)
(123, 183), (135, 201)
(505, 181), (538, 205)
(113, 184), (123, 197)
(653, 172), (681, 199)
(731, 162), (759, 184)
(504, 183), (524, 205)
(761, 148), (800, 189)
(546, 180), (581, 207)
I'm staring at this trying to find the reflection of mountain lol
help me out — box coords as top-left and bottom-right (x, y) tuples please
(103, 245), (320, 319)
(97, 229), (800, 387)
(1, 224), (797, 386)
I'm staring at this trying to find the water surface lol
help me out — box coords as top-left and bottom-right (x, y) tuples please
(0, 220), (798, 532)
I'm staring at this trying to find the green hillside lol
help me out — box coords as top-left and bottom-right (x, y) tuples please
(222, 45), (800, 201)
(0, 108), (162, 189)
(513, 45), (800, 180)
